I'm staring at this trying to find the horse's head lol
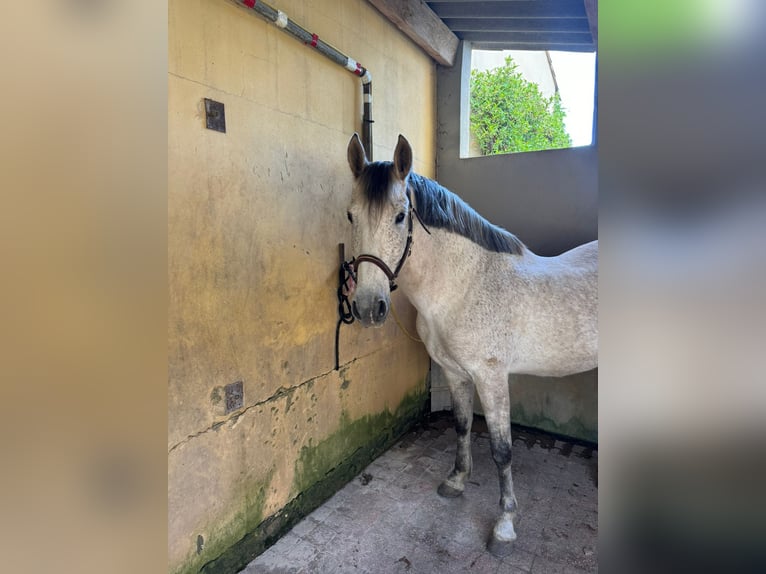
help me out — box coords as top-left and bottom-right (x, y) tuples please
(345, 133), (413, 327)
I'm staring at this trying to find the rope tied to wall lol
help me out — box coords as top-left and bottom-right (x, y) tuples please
(335, 246), (357, 370)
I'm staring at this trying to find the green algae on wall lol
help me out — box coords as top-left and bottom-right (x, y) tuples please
(293, 385), (428, 494)
(511, 402), (597, 443)
(173, 467), (275, 574)
(197, 383), (429, 574)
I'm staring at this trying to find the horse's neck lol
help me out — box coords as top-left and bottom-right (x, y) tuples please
(398, 227), (488, 316)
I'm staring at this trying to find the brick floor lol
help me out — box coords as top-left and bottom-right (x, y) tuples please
(241, 415), (597, 574)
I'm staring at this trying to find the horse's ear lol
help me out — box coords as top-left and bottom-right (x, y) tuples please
(393, 134), (412, 181)
(347, 133), (368, 178)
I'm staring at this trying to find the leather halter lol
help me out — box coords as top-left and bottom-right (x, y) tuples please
(346, 188), (430, 292)
(335, 187), (430, 370)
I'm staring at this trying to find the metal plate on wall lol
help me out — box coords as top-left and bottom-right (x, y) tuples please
(204, 98), (226, 133)
(224, 381), (243, 413)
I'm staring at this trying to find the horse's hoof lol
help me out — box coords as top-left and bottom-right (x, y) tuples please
(487, 535), (515, 557)
(437, 482), (463, 498)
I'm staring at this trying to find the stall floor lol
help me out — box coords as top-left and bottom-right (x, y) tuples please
(242, 414), (597, 574)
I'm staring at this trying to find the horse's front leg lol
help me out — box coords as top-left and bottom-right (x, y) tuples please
(437, 371), (474, 498)
(475, 374), (518, 557)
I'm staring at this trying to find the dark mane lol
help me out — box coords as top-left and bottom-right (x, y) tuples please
(411, 171), (527, 254)
(409, 173), (525, 255)
(358, 163), (524, 255)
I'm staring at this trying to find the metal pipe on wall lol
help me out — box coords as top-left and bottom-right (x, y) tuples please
(233, 0), (374, 160)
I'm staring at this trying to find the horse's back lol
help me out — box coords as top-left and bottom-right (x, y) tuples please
(557, 239), (598, 272)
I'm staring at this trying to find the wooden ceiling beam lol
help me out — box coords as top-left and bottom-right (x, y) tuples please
(442, 17), (591, 33)
(368, 0), (460, 66)
(459, 30), (593, 44)
(427, 1), (586, 20)
(471, 42), (596, 53)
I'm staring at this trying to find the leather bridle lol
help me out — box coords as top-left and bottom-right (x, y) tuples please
(334, 186), (430, 370)
(343, 188), (430, 292)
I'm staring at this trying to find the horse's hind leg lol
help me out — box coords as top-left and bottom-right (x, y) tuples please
(437, 372), (474, 498)
(475, 375), (518, 557)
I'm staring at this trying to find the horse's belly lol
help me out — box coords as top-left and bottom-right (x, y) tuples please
(509, 331), (598, 377)
(511, 355), (597, 377)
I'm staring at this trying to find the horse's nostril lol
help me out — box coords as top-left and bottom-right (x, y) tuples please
(352, 300), (361, 320)
(376, 299), (388, 321)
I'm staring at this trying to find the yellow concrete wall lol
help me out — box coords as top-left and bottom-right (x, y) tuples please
(168, 1), (434, 572)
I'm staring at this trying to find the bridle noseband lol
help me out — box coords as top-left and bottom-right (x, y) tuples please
(343, 188), (430, 293)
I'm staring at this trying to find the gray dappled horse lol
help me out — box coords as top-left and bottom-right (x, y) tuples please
(344, 133), (598, 556)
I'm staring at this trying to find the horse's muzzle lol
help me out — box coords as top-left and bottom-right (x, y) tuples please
(351, 295), (389, 327)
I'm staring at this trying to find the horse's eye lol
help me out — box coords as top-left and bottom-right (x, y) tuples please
(395, 212), (406, 224)
(347, 211), (353, 224)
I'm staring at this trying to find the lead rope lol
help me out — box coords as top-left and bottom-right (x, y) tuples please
(389, 300), (423, 343)
(335, 245), (356, 370)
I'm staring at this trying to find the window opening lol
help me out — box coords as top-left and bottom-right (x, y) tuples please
(466, 48), (596, 157)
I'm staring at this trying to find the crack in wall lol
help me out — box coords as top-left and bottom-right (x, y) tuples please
(167, 356), (365, 455)
(168, 336), (415, 455)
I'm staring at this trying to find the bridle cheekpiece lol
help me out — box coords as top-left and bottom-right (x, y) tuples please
(344, 187), (430, 292)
